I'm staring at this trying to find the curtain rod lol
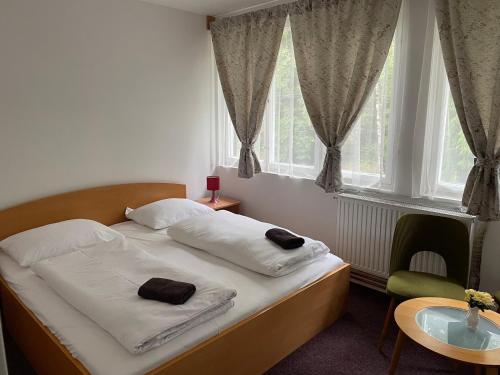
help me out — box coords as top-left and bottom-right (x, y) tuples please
(217, 0), (295, 17)
(207, 0), (295, 30)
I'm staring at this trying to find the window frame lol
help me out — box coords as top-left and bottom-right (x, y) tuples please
(411, 7), (473, 203)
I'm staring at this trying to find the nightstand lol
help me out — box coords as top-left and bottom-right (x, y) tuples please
(197, 197), (240, 214)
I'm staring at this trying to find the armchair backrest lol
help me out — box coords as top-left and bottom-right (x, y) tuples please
(389, 214), (469, 288)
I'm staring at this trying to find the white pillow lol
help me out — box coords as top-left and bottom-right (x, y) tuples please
(125, 198), (214, 230)
(0, 219), (124, 267)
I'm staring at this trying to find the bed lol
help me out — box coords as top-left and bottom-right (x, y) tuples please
(0, 183), (350, 375)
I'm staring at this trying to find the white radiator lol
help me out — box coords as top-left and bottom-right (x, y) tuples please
(334, 195), (475, 288)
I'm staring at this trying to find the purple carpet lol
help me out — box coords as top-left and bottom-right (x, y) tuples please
(266, 283), (475, 375)
(4, 283), (476, 375)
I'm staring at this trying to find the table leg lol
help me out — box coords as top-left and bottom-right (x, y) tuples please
(485, 367), (498, 375)
(389, 329), (406, 375)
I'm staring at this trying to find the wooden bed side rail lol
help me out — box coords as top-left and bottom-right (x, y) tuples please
(148, 264), (351, 375)
(0, 277), (90, 375)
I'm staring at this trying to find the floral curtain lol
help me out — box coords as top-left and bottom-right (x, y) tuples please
(288, 0), (402, 192)
(211, 6), (287, 178)
(435, 0), (500, 288)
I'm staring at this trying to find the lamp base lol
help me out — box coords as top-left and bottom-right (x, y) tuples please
(209, 190), (219, 203)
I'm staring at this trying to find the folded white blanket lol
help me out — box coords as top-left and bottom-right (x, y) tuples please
(167, 210), (330, 277)
(31, 241), (236, 354)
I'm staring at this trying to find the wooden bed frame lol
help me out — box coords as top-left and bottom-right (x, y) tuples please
(0, 183), (350, 375)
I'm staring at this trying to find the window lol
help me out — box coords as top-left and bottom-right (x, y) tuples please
(214, 0), (474, 204)
(266, 21), (323, 179)
(341, 20), (404, 191)
(217, 16), (403, 185)
(414, 16), (474, 201)
(217, 19), (324, 180)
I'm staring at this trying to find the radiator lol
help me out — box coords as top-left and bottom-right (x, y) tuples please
(333, 195), (475, 290)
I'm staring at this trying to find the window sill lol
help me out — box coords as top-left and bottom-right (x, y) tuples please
(336, 189), (476, 220)
(218, 165), (476, 219)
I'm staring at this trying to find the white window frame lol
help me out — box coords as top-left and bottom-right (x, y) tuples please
(412, 4), (473, 203)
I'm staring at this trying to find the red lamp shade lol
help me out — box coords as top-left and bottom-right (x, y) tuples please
(207, 176), (220, 191)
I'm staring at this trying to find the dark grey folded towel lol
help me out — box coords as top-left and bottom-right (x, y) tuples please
(265, 228), (305, 250)
(138, 278), (196, 305)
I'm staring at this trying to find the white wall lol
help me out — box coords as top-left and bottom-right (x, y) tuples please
(215, 0), (499, 292)
(216, 167), (339, 251)
(0, 0), (212, 208)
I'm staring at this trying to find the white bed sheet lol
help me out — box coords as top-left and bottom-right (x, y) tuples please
(0, 221), (345, 375)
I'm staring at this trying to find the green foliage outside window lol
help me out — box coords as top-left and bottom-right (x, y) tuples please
(273, 22), (316, 166)
(439, 95), (473, 185)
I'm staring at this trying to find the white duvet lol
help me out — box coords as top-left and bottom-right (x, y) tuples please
(167, 210), (331, 277)
(31, 239), (236, 354)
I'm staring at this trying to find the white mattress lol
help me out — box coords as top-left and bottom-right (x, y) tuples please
(0, 221), (344, 375)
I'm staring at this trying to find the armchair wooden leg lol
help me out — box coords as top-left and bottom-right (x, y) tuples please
(378, 297), (396, 351)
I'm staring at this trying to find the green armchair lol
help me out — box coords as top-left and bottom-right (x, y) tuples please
(378, 214), (470, 351)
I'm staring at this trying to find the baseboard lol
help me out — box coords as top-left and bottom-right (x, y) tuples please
(350, 268), (387, 293)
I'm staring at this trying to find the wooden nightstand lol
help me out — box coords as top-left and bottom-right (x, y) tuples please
(197, 197), (240, 214)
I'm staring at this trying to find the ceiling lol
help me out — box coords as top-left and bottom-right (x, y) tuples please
(140, 0), (278, 16)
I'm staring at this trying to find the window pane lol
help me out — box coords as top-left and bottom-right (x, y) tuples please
(230, 117), (239, 158)
(417, 18), (474, 201)
(292, 94), (316, 165)
(438, 90), (473, 188)
(273, 21), (316, 168)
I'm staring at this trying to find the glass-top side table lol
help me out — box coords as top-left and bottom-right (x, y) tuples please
(415, 306), (500, 351)
(390, 297), (500, 375)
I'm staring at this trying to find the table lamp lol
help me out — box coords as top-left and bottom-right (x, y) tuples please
(207, 176), (220, 203)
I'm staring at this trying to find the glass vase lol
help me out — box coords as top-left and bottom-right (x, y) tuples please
(466, 306), (480, 331)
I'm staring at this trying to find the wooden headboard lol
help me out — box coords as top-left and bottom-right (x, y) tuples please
(0, 183), (186, 240)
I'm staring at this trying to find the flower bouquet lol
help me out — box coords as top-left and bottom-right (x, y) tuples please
(464, 289), (496, 330)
